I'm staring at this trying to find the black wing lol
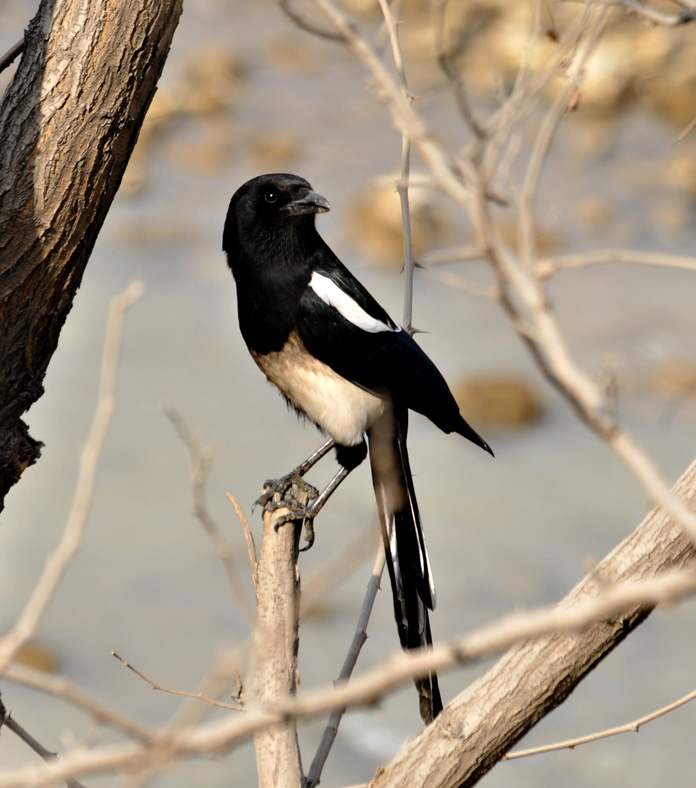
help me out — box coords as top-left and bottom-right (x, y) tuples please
(297, 251), (490, 449)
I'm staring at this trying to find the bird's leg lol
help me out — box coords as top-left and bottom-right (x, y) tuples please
(253, 438), (335, 513)
(269, 442), (368, 549)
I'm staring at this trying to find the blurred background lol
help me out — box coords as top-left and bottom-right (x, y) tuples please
(1, 1), (696, 785)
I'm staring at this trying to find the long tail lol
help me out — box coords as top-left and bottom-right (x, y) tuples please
(368, 409), (442, 724)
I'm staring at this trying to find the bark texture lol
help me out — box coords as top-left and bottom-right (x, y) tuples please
(0, 0), (183, 509)
(251, 497), (306, 788)
(370, 459), (696, 788)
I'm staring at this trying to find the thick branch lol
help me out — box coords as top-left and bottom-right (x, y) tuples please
(0, 0), (182, 508)
(369, 459), (696, 788)
(251, 496), (307, 788)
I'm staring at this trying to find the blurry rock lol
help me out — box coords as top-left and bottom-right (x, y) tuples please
(575, 196), (613, 230)
(650, 195), (692, 233)
(264, 33), (325, 73)
(664, 152), (696, 198)
(121, 90), (182, 194)
(495, 218), (559, 256)
(346, 177), (449, 267)
(166, 118), (237, 174)
(452, 374), (543, 429)
(397, 0), (696, 126)
(567, 118), (617, 162)
(121, 49), (244, 194)
(650, 358), (696, 400)
(341, 0), (380, 17)
(249, 131), (302, 170)
(112, 217), (198, 246)
(14, 642), (59, 673)
(646, 44), (696, 129)
(179, 48), (245, 116)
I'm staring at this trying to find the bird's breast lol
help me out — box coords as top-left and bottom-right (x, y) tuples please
(250, 330), (386, 447)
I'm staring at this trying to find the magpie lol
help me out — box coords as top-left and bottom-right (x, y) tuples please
(223, 173), (492, 724)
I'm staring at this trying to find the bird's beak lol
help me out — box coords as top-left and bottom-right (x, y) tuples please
(284, 190), (331, 216)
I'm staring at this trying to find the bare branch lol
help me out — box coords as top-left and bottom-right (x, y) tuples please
(278, 0), (347, 41)
(433, 0), (486, 138)
(374, 0), (417, 331)
(0, 38), (23, 73)
(536, 248), (696, 279)
(2, 552), (695, 787)
(251, 495), (307, 788)
(163, 405), (255, 623)
(306, 545), (386, 788)
(424, 267), (499, 300)
(0, 699), (88, 788)
(3, 664), (154, 743)
(420, 245), (484, 266)
(226, 492), (259, 593)
(111, 653), (243, 712)
(505, 686), (696, 759)
(0, 281), (144, 672)
(566, 0), (696, 26)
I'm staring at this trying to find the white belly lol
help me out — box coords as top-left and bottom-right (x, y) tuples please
(251, 331), (386, 446)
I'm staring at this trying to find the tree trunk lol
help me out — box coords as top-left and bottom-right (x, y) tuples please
(0, 0), (183, 509)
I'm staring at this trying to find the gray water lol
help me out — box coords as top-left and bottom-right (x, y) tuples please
(1, 1), (696, 786)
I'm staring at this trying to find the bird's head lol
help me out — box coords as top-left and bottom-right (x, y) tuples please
(223, 173), (331, 256)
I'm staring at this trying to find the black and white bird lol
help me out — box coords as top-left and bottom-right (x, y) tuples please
(223, 173), (492, 723)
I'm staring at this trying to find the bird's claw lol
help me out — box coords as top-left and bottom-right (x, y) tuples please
(272, 500), (317, 550)
(253, 471), (319, 512)
(253, 472), (319, 550)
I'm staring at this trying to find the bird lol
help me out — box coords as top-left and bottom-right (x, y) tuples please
(223, 173), (492, 724)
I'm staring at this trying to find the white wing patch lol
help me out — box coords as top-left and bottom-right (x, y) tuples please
(310, 271), (400, 334)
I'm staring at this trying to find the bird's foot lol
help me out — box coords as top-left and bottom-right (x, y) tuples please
(253, 471), (319, 513)
(271, 498), (317, 551)
(253, 472), (319, 550)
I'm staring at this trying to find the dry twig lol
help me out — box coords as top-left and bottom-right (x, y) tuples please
(0, 698), (88, 788)
(306, 545), (386, 788)
(111, 653), (243, 712)
(163, 405), (255, 623)
(226, 491), (259, 592)
(505, 686), (696, 759)
(0, 281), (144, 672)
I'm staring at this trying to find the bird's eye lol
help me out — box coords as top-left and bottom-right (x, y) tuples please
(264, 191), (278, 204)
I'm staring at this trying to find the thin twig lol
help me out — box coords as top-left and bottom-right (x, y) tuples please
(420, 244), (484, 266)
(278, 0), (347, 41)
(0, 281), (144, 672)
(433, 0), (486, 139)
(306, 544), (386, 788)
(536, 248), (696, 279)
(111, 653), (243, 712)
(564, 0), (696, 26)
(163, 405), (255, 624)
(3, 664), (155, 743)
(672, 112), (696, 144)
(375, 0), (417, 332)
(0, 697), (88, 788)
(226, 492), (259, 594)
(516, 62), (582, 269)
(504, 686), (696, 759)
(424, 267), (499, 300)
(0, 38), (23, 73)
